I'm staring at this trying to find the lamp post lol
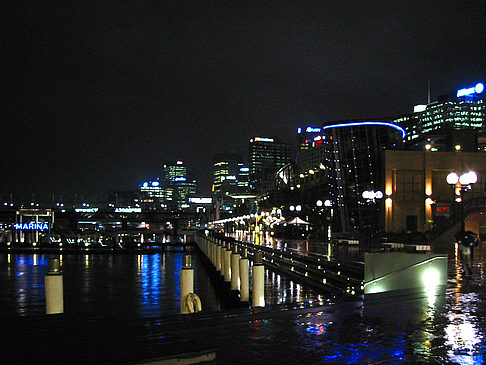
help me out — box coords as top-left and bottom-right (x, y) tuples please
(446, 171), (477, 231)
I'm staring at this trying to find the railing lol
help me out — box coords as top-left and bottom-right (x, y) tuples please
(210, 233), (364, 299)
(428, 197), (486, 241)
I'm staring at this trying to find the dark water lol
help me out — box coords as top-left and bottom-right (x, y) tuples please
(1, 242), (485, 364)
(0, 247), (320, 318)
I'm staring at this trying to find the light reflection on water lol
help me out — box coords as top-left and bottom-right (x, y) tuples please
(1, 242), (485, 364)
(0, 249), (318, 318)
(293, 242), (486, 364)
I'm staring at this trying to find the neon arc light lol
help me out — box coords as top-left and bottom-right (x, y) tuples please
(322, 121), (406, 138)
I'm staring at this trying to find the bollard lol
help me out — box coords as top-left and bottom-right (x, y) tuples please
(209, 238), (215, 266)
(180, 255), (194, 314)
(220, 240), (226, 276)
(45, 258), (64, 314)
(231, 245), (240, 291)
(252, 251), (265, 307)
(216, 240), (222, 272)
(239, 248), (250, 302)
(224, 242), (232, 282)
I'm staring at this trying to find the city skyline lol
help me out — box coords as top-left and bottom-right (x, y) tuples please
(2, 1), (484, 199)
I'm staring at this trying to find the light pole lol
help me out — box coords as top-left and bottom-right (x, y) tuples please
(446, 171), (477, 231)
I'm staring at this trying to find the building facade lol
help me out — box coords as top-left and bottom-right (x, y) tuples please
(295, 121), (405, 233)
(394, 82), (484, 146)
(162, 161), (197, 209)
(384, 150), (486, 236)
(249, 137), (291, 195)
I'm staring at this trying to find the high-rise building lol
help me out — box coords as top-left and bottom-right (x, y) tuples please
(394, 82), (484, 146)
(212, 153), (251, 213)
(212, 153), (243, 196)
(162, 161), (197, 209)
(249, 137), (291, 194)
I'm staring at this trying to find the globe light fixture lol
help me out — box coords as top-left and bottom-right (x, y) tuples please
(446, 170), (478, 231)
(446, 172), (459, 185)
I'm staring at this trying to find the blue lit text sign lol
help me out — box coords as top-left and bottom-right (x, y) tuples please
(239, 167), (250, 172)
(14, 222), (49, 230)
(75, 208), (98, 213)
(189, 197), (212, 204)
(306, 127), (321, 133)
(174, 177), (186, 182)
(457, 82), (484, 97)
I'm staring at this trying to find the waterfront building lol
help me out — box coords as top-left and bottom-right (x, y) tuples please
(384, 149), (486, 236)
(249, 137), (291, 195)
(393, 82), (485, 146)
(295, 121), (405, 233)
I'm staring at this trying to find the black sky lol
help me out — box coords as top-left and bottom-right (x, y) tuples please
(2, 1), (485, 201)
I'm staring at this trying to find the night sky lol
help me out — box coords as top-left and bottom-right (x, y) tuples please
(2, 1), (485, 202)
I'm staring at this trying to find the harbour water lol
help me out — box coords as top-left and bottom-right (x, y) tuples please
(1, 239), (485, 364)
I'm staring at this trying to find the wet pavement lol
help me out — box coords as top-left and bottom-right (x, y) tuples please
(1, 240), (485, 364)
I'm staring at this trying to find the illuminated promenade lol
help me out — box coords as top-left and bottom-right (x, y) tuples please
(1, 239), (485, 364)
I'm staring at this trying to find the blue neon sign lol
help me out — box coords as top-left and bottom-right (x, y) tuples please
(14, 222), (49, 230)
(322, 121), (406, 138)
(457, 82), (484, 97)
(306, 127), (321, 133)
(174, 177), (186, 182)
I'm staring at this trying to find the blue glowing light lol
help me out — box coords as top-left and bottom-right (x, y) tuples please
(322, 121), (406, 138)
(14, 222), (49, 230)
(457, 82), (484, 97)
(174, 177), (186, 182)
(151, 181), (160, 187)
(239, 167), (250, 172)
(297, 127), (302, 134)
(143, 182), (149, 187)
(306, 127), (321, 133)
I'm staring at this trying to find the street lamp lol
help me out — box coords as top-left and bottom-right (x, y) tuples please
(446, 171), (477, 231)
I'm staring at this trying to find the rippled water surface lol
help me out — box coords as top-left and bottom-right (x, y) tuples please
(0, 247), (319, 318)
(1, 241), (485, 364)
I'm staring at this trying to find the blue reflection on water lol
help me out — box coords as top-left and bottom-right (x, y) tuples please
(16, 254), (48, 267)
(140, 254), (161, 314)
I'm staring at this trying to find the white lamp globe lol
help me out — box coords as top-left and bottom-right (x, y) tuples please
(446, 172), (459, 185)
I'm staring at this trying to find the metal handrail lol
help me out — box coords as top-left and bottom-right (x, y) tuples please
(363, 256), (446, 287)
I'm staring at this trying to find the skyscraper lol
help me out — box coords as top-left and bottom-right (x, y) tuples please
(212, 153), (243, 196)
(162, 161), (197, 209)
(249, 137), (291, 194)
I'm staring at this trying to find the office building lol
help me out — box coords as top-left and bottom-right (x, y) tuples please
(394, 82), (484, 146)
(249, 137), (291, 194)
(295, 121), (405, 233)
(162, 161), (197, 209)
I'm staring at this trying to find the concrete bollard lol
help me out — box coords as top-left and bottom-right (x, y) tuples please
(214, 239), (221, 271)
(224, 242), (232, 282)
(180, 254), (194, 314)
(45, 258), (64, 314)
(252, 251), (265, 307)
(239, 248), (250, 302)
(231, 245), (240, 291)
(210, 238), (215, 266)
(220, 240), (226, 276)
